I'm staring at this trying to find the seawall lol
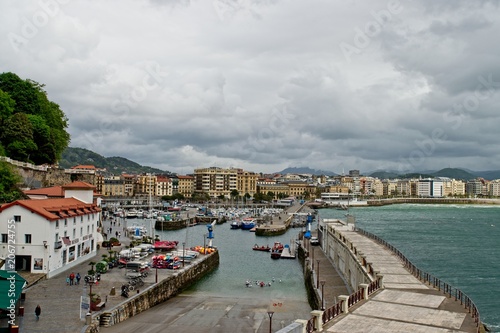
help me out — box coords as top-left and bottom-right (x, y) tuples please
(85, 251), (219, 332)
(367, 197), (500, 206)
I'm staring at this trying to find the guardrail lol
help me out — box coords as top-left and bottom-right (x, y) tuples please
(357, 227), (482, 333)
(0, 156), (49, 171)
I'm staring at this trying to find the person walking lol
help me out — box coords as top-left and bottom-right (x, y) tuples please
(69, 272), (75, 286)
(35, 304), (41, 320)
(76, 272), (81, 285)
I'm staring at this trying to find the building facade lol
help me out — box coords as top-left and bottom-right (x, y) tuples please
(0, 182), (101, 278)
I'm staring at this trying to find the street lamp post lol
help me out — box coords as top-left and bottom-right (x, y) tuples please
(203, 233), (206, 253)
(88, 281), (94, 313)
(320, 280), (326, 310)
(311, 248), (314, 270)
(316, 259), (320, 288)
(267, 311), (274, 333)
(182, 242), (185, 267)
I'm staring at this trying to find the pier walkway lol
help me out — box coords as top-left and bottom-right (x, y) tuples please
(315, 224), (480, 333)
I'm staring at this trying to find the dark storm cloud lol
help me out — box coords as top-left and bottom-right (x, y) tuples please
(1, 0), (499, 174)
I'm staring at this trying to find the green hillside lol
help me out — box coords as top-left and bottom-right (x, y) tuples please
(59, 147), (171, 175)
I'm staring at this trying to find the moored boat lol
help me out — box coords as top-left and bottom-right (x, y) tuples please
(252, 244), (271, 252)
(230, 220), (242, 229)
(153, 240), (179, 251)
(270, 241), (284, 259)
(241, 218), (256, 230)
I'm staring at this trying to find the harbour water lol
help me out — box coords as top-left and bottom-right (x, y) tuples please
(126, 217), (312, 323)
(126, 203), (500, 331)
(319, 204), (500, 332)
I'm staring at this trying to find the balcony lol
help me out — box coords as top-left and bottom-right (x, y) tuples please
(54, 241), (63, 250)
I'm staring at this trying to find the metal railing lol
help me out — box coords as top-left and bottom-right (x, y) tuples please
(357, 227), (481, 332)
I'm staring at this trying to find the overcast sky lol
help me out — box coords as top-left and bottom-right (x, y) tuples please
(1, 0), (500, 175)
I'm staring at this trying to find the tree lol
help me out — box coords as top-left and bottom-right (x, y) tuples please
(0, 161), (24, 203)
(0, 72), (70, 164)
(1, 113), (37, 162)
(0, 72), (40, 115)
(0, 89), (15, 124)
(230, 189), (239, 199)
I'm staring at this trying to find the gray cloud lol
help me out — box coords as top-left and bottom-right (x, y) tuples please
(1, 0), (500, 175)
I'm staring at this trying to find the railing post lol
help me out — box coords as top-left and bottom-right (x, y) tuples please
(338, 295), (349, 314)
(376, 273), (384, 289)
(311, 310), (324, 331)
(359, 283), (369, 300)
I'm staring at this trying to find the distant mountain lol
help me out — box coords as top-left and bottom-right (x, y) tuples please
(369, 171), (400, 179)
(277, 167), (337, 176)
(369, 168), (479, 180)
(472, 170), (500, 180)
(432, 168), (476, 180)
(59, 147), (172, 175)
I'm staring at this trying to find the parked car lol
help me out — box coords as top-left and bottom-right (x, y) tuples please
(310, 237), (320, 246)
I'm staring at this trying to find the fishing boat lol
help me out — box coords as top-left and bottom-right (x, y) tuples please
(270, 241), (284, 259)
(241, 218), (256, 230)
(252, 244), (271, 252)
(230, 220), (242, 229)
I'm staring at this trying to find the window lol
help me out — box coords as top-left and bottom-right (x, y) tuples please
(73, 229), (76, 238)
(64, 231), (67, 237)
(87, 226), (90, 234)
(55, 233), (59, 242)
(1, 234), (7, 243)
(56, 220), (59, 229)
(14, 215), (21, 223)
(25, 234), (32, 244)
(73, 217), (76, 225)
(64, 219), (67, 226)
(80, 227), (83, 236)
(81, 216), (83, 223)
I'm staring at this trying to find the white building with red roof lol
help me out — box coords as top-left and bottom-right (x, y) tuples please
(0, 182), (102, 278)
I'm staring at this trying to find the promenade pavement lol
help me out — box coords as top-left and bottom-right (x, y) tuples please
(320, 224), (480, 333)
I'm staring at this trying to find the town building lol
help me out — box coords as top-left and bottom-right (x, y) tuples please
(0, 182), (101, 278)
(177, 175), (194, 198)
(193, 167), (238, 198)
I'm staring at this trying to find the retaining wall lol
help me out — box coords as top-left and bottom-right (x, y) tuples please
(85, 251), (219, 332)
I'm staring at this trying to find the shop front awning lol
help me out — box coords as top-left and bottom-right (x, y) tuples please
(0, 271), (27, 310)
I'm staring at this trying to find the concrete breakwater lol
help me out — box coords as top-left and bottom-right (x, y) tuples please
(367, 197), (500, 206)
(85, 251), (220, 333)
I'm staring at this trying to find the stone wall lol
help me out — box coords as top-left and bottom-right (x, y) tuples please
(11, 163), (96, 188)
(87, 251), (220, 331)
(323, 223), (373, 291)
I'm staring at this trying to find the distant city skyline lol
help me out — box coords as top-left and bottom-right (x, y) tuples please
(2, 1), (500, 174)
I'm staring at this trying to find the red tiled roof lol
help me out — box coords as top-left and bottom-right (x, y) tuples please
(71, 165), (96, 169)
(0, 198), (101, 221)
(62, 181), (96, 190)
(177, 175), (194, 179)
(23, 186), (64, 198)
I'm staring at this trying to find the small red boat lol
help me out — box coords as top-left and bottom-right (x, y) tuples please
(153, 240), (179, 251)
(270, 242), (284, 259)
(253, 244), (271, 252)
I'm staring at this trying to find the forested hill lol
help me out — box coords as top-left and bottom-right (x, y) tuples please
(59, 147), (171, 175)
(0, 72), (70, 164)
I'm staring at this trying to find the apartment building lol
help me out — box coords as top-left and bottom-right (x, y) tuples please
(193, 167), (238, 198)
(177, 175), (194, 198)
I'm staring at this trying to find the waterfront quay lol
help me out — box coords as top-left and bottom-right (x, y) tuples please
(5, 218), (217, 333)
(305, 221), (483, 333)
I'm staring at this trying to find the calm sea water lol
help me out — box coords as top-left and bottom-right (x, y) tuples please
(319, 204), (500, 332)
(127, 217), (311, 309)
(127, 204), (500, 331)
